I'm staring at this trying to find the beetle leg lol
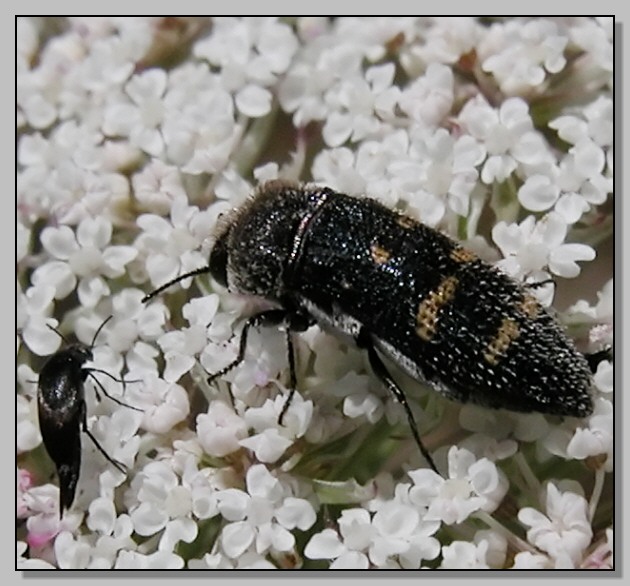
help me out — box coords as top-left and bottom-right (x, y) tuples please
(278, 329), (297, 426)
(525, 278), (556, 290)
(584, 346), (613, 373)
(357, 329), (440, 475)
(80, 400), (127, 474)
(85, 369), (144, 412)
(278, 309), (314, 425)
(207, 309), (289, 385)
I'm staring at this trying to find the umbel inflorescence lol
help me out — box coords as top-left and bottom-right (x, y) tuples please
(17, 17), (613, 570)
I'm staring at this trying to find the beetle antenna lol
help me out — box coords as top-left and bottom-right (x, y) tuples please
(90, 315), (113, 350)
(142, 266), (211, 303)
(46, 324), (71, 346)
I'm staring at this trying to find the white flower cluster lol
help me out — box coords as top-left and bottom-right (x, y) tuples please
(17, 17), (613, 570)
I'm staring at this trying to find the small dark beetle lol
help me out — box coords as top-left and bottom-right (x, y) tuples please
(143, 181), (596, 472)
(37, 316), (140, 515)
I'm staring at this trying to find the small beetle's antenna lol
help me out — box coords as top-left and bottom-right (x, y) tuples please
(90, 315), (113, 350)
(46, 324), (71, 346)
(141, 266), (211, 303)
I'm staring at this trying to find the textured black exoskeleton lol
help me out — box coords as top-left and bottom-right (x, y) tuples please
(143, 181), (595, 472)
(37, 316), (140, 515)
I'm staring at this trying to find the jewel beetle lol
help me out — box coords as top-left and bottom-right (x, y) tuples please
(37, 316), (141, 515)
(143, 181), (598, 472)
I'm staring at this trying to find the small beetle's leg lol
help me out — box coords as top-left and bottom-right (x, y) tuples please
(85, 370), (144, 412)
(357, 329), (439, 475)
(85, 367), (142, 393)
(80, 400), (127, 474)
(584, 346), (613, 373)
(207, 309), (289, 384)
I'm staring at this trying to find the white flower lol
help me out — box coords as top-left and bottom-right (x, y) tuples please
(512, 551), (552, 569)
(311, 146), (367, 196)
(305, 502), (440, 569)
(208, 325), (288, 396)
(17, 221), (31, 263)
(398, 63), (454, 127)
(57, 20), (152, 122)
(518, 483), (592, 568)
(17, 36), (61, 129)
(17, 540), (56, 569)
(478, 19), (567, 94)
(17, 395), (41, 453)
(406, 17), (480, 65)
(134, 196), (214, 290)
(408, 447), (508, 525)
(194, 17), (297, 119)
(239, 391), (313, 463)
(197, 400), (248, 458)
(32, 216), (137, 307)
(88, 513), (136, 568)
(304, 510), (372, 569)
(52, 508), (136, 569)
(19, 153), (131, 225)
(188, 550), (275, 569)
(114, 549), (184, 569)
(593, 360), (613, 394)
(550, 96), (612, 149)
(342, 382), (384, 425)
(549, 97), (613, 223)
(17, 284), (59, 356)
(17, 468), (34, 519)
(132, 373), (189, 435)
(564, 280), (613, 351)
(23, 483), (82, 552)
(279, 60), (334, 127)
(279, 25), (370, 128)
(518, 174), (560, 212)
(459, 96), (551, 184)
(408, 126), (485, 217)
(581, 526), (613, 569)
(569, 18), (613, 85)
(566, 278), (613, 332)
(157, 295), (219, 382)
(74, 409), (141, 510)
(128, 460), (198, 552)
(474, 529), (507, 568)
(322, 63), (400, 146)
(176, 456), (222, 521)
(54, 532), (92, 569)
(440, 540), (490, 569)
(101, 288), (167, 373)
(162, 84), (239, 175)
(194, 18), (297, 118)
(15, 16), (614, 571)
(492, 212), (595, 279)
(217, 464), (316, 560)
(566, 398), (613, 467)
(16, 17), (38, 70)
(103, 68), (167, 156)
(131, 158), (187, 215)
(239, 428), (294, 464)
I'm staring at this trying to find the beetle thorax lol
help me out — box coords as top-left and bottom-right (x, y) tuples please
(223, 184), (321, 300)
